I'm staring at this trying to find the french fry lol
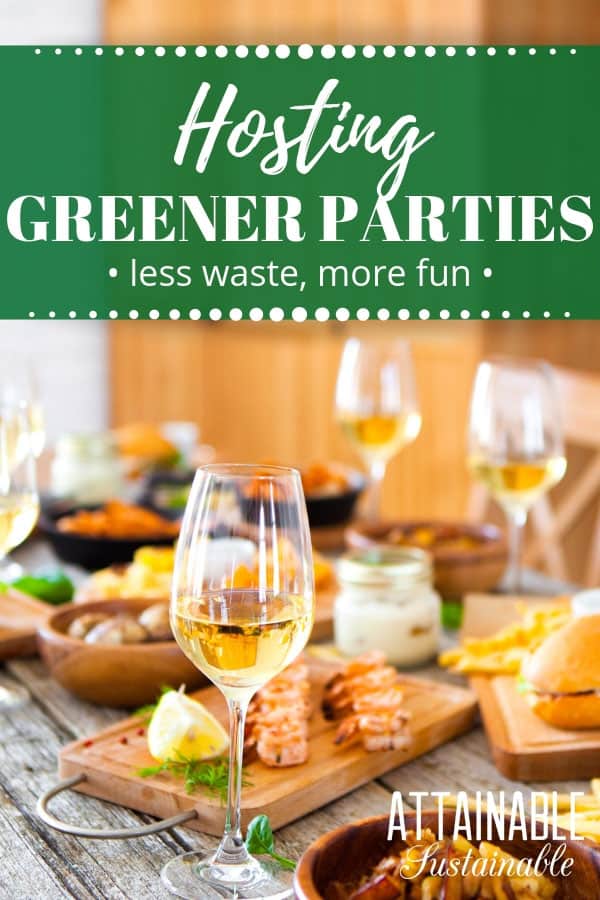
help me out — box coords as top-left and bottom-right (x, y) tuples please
(438, 604), (570, 676)
(532, 792), (600, 813)
(529, 781), (600, 844)
(556, 811), (600, 841)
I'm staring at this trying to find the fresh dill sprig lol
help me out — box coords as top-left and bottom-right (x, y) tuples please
(138, 752), (251, 804)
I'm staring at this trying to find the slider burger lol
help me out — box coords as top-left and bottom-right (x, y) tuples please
(520, 614), (600, 729)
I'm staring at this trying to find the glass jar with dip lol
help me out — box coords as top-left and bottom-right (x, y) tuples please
(334, 547), (441, 667)
(50, 433), (124, 504)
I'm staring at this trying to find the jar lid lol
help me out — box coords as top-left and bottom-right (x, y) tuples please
(336, 546), (432, 587)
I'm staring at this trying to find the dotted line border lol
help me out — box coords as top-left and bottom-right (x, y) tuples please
(34, 44), (579, 58)
(28, 308), (573, 321)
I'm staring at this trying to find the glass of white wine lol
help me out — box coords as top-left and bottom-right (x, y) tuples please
(0, 405), (39, 709)
(335, 338), (421, 519)
(468, 357), (566, 592)
(163, 464), (315, 900)
(0, 358), (45, 459)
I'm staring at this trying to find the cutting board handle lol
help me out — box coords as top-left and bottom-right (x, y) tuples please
(36, 773), (198, 838)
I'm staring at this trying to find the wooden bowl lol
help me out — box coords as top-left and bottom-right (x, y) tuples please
(36, 598), (205, 708)
(295, 811), (600, 899)
(345, 520), (508, 599)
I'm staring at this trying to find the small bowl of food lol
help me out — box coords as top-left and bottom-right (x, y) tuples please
(302, 464), (367, 528)
(137, 469), (194, 520)
(36, 597), (205, 707)
(295, 810), (600, 899)
(240, 463), (366, 530)
(345, 520), (508, 599)
(38, 500), (180, 571)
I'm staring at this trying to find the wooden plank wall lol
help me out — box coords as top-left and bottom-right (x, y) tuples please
(106, 1), (600, 573)
(110, 321), (484, 518)
(105, 0), (483, 45)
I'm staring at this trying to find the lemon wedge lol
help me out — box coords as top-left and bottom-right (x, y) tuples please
(147, 690), (229, 763)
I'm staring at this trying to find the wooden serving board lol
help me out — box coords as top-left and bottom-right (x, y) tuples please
(461, 592), (600, 782)
(0, 588), (53, 659)
(471, 674), (600, 782)
(59, 661), (477, 836)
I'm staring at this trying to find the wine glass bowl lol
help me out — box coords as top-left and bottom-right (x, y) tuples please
(164, 464), (314, 899)
(0, 359), (45, 459)
(467, 357), (566, 592)
(335, 339), (421, 519)
(0, 404), (39, 580)
(0, 404), (39, 710)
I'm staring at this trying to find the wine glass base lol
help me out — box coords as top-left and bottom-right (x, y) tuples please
(161, 851), (295, 899)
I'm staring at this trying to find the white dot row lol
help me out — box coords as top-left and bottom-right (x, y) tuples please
(34, 45), (578, 59)
(30, 308), (572, 320)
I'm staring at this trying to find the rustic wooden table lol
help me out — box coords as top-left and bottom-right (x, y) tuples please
(0, 542), (586, 900)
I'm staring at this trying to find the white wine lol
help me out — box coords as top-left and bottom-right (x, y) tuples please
(0, 493), (39, 555)
(469, 456), (567, 512)
(0, 406), (42, 467)
(27, 403), (45, 459)
(338, 411), (421, 462)
(172, 589), (314, 696)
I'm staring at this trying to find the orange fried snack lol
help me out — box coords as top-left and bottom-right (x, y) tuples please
(301, 463), (350, 496)
(57, 500), (180, 540)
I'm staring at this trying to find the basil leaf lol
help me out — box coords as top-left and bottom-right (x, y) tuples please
(245, 815), (275, 855)
(11, 571), (74, 605)
(441, 600), (463, 631)
(245, 815), (296, 870)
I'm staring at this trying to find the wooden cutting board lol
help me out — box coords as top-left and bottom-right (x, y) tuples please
(461, 592), (599, 782)
(471, 674), (600, 782)
(58, 661), (477, 835)
(0, 588), (53, 659)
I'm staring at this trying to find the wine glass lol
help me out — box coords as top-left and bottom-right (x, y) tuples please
(0, 358), (45, 458)
(163, 464), (314, 900)
(0, 404), (39, 709)
(335, 338), (421, 518)
(467, 357), (566, 592)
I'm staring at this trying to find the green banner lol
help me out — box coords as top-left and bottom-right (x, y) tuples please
(1, 45), (598, 319)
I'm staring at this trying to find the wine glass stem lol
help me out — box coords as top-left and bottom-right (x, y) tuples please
(367, 459), (386, 519)
(505, 507), (527, 593)
(213, 694), (252, 868)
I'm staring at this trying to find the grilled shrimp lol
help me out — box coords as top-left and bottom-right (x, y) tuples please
(255, 720), (309, 767)
(244, 658), (311, 767)
(322, 652), (410, 754)
(334, 711), (410, 751)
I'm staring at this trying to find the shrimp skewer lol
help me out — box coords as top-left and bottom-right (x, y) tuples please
(323, 652), (411, 753)
(245, 658), (311, 767)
